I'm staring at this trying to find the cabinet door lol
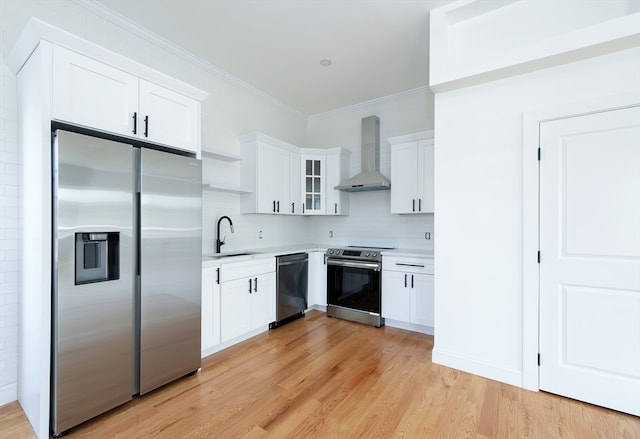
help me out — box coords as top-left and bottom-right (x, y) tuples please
(201, 266), (221, 352)
(220, 277), (252, 342)
(289, 152), (301, 214)
(417, 139), (435, 213)
(138, 80), (200, 154)
(390, 142), (419, 214)
(256, 142), (277, 213)
(325, 153), (343, 215)
(272, 148), (290, 214)
(412, 273), (434, 327)
(381, 271), (411, 322)
(251, 272), (276, 328)
(307, 252), (327, 306)
(52, 45), (138, 137)
(301, 156), (325, 214)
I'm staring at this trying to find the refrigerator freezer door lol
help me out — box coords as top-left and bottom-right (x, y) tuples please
(139, 148), (202, 394)
(52, 131), (134, 435)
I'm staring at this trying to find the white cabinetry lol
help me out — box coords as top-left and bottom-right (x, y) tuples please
(52, 45), (202, 154)
(325, 149), (350, 215)
(220, 258), (276, 342)
(300, 154), (325, 214)
(240, 133), (298, 215)
(382, 256), (434, 329)
(301, 147), (350, 215)
(307, 252), (327, 307)
(201, 265), (221, 355)
(388, 131), (434, 214)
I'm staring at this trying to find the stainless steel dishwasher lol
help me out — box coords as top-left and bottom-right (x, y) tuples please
(270, 253), (308, 328)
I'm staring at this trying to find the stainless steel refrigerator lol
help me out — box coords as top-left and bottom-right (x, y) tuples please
(51, 129), (202, 435)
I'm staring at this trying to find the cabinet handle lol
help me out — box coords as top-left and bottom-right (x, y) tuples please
(302, 204), (305, 214)
(216, 267), (220, 285)
(411, 275), (414, 289)
(334, 203), (337, 214)
(291, 202), (295, 214)
(404, 274), (408, 288)
(418, 199), (422, 212)
(273, 200), (276, 213)
(277, 201), (280, 213)
(412, 199), (415, 212)
(249, 278), (252, 294)
(132, 112), (137, 135)
(254, 277), (258, 292)
(144, 115), (149, 137)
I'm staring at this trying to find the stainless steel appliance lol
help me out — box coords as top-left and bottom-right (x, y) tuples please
(51, 129), (202, 435)
(271, 253), (309, 328)
(334, 115), (390, 192)
(326, 246), (389, 327)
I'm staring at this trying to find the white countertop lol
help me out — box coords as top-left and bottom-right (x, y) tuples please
(203, 245), (433, 267)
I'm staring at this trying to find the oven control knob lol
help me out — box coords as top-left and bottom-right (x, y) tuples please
(372, 252), (377, 257)
(365, 252), (370, 257)
(328, 250), (334, 255)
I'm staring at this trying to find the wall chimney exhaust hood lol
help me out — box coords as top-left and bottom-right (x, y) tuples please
(335, 115), (391, 192)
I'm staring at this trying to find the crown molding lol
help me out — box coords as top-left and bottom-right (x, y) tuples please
(307, 86), (431, 122)
(77, 0), (306, 120)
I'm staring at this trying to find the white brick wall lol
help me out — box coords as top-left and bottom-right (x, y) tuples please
(0, 0), (20, 404)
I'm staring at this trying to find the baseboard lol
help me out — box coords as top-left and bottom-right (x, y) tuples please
(201, 325), (270, 358)
(308, 304), (327, 312)
(432, 348), (523, 388)
(384, 319), (433, 335)
(0, 383), (17, 407)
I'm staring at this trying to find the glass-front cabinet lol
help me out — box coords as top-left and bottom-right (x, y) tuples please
(301, 155), (325, 214)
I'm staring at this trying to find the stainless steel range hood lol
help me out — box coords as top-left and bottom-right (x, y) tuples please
(335, 115), (391, 192)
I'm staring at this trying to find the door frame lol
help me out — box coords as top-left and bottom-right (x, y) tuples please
(521, 92), (640, 391)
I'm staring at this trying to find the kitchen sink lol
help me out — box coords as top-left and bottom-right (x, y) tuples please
(209, 251), (261, 259)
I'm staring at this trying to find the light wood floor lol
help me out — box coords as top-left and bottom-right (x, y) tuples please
(1, 310), (639, 438)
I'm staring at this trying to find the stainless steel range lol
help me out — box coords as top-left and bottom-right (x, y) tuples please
(326, 246), (391, 327)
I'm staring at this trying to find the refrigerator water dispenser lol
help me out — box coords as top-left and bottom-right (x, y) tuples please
(75, 232), (120, 284)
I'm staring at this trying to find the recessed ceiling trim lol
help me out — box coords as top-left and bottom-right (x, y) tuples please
(77, 0), (306, 120)
(307, 85), (431, 122)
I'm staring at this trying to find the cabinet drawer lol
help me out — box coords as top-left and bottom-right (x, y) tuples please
(383, 256), (434, 275)
(220, 257), (275, 282)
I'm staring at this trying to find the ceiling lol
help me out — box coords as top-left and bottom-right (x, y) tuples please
(94, 0), (456, 116)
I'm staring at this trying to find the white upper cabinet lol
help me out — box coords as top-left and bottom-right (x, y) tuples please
(240, 133), (298, 215)
(300, 155), (325, 215)
(389, 131), (434, 214)
(289, 151), (301, 215)
(138, 81), (200, 152)
(301, 147), (350, 216)
(325, 148), (350, 215)
(51, 45), (202, 154)
(241, 134), (349, 216)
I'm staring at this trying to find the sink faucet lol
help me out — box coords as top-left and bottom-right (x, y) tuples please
(216, 216), (234, 253)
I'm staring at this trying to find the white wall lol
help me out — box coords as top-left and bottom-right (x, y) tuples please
(433, 46), (640, 386)
(306, 88), (435, 250)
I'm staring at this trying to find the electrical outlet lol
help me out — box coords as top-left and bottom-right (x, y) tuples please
(425, 232), (431, 240)
(258, 230), (263, 239)
(329, 230), (334, 238)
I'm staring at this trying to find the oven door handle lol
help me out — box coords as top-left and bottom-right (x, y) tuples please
(327, 259), (381, 271)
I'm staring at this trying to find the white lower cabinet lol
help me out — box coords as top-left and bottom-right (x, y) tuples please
(382, 256), (434, 328)
(307, 252), (327, 307)
(220, 258), (276, 343)
(201, 265), (221, 354)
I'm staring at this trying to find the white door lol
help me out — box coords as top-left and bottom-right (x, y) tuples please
(539, 106), (640, 415)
